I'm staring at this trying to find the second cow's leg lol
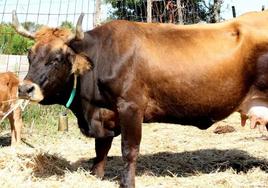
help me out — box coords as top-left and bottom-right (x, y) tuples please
(8, 108), (23, 145)
(8, 112), (16, 145)
(91, 136), (114, 178)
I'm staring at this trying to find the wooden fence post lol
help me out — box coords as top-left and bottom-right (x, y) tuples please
(58, 112), (68, 132)
(147, 0), (152, 23)
(94, 0), (101, 27)
(177, 0), (183, 24)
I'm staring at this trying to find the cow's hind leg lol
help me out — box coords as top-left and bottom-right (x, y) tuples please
(91, 136), (113, 178)
(118, 100), (142, 188)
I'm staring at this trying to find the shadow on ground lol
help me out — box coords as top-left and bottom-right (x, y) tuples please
(27, 149), (268, 179)
(0, 134), (11, 147)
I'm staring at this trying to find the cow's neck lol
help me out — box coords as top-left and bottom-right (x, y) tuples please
(69, 32), (97, 60)
(68, 32), (108, 105)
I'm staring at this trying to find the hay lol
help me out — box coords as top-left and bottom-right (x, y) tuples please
(0, 99), (29, 124)
(25, 152), (74, 177)
(0, 112), (268, 187)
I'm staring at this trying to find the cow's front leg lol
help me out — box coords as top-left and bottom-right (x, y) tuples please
(8, 108), (23, 146)
(8, 112), (16, 145)
(118, 101), (142, 188)
(91, 136), (113, 178)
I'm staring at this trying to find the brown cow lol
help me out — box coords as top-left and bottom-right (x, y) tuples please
(0, 72), (23, 146)
(13, 10), (268, 187)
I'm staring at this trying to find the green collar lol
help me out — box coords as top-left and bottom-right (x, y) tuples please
(65, 74), (77, 108)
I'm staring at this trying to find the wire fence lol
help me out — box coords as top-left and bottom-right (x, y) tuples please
(105, 0), (213, 24)
(0, 0), (98, 79)
(0, 0), (96, 30)
(0, 0), (256, 79)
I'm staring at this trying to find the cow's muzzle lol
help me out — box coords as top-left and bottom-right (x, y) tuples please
(18, 82), (44, 102)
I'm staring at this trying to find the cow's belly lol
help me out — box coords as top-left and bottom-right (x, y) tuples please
(144, 111), (215, 129)
(143, 91), (243, 129)
(144, 78), (248, 124)
(142, 58), (251, 126)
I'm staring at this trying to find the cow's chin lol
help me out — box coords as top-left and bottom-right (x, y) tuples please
(19, 94), (43, 103)
(29, 91), (44, 103)
(29, 97), (43, 103)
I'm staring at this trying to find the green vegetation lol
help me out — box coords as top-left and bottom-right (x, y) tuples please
(60, 21), (75, 31)
(0, 24), (34, 55)
(22, 104), (67, 130)
(105, 0), (223, 24)
(0, 21), (74, 55)
(0, 104), (75, 134)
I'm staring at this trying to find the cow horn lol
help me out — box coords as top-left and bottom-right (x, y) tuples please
(67, 13), (84, 42)
(12, 10), (35, 39)
(75, 13), (84, 40)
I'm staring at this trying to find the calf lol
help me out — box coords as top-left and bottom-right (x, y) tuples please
(0, 72), (23, 146)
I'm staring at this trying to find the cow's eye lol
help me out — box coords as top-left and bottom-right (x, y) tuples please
(54, 56), (62, 62)
(45, 59), (57, 66)
(47, 56), (61, 66)
(52, 60), (58, 65)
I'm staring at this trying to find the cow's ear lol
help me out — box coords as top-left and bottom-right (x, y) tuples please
(71, 54), (92, 75)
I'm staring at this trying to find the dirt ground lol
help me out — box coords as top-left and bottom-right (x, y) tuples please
(0, 112), (267, 188)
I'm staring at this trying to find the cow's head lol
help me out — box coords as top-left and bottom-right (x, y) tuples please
(12, 11), (91, 104)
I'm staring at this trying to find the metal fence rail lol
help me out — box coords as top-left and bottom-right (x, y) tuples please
(0, 0), (97, 79)
(0, 0), (96, 30)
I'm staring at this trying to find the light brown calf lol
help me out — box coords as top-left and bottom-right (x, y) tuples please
(0, 72), (23, 146)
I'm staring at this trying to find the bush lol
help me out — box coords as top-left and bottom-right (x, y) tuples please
(0, 24), (34, 55)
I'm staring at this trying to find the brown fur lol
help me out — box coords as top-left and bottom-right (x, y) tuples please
(33, 27), (91, 75)
(0, 72), (23, 146)
(72, 54), (91, 75)
(34, 26), (73, 43)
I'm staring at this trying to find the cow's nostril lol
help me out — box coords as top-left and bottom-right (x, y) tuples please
(27, 85), (34, 93)
(18, 84), (35, 97)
